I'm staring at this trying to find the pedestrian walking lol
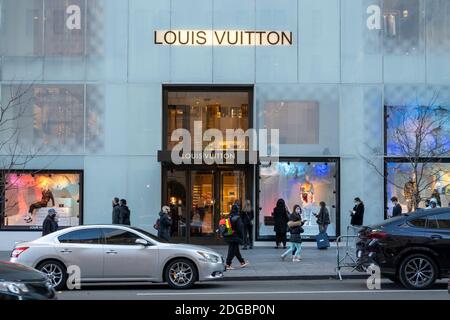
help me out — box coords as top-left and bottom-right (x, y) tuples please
(42, 208), (58, 236)
(241, 199), (254, 250)
(349, 197), (364, 227)
(157, 205), (172, 241)
(391, 196), (402, 217)
(314, 201), (331, 233)
(118, 199), (131, 225)
(272, 199), (289, 249)
(281, 205), (304, 262)
(112, 197), (120, 224)
(224, 204), (249, 270)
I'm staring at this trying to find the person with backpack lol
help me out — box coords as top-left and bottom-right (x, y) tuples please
(156, 205), (172, 241)
(222, 204), (249, 270)
(281, 204), (304, 262)
(272, 199), (289, 249)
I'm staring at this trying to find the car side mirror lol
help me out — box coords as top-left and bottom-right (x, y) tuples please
(135, 238), (150, 246)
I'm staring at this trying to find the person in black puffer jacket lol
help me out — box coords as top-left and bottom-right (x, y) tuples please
(272, 199), (290, 249)
(224, 204), (249, 270)
(281, 205), (304, 262)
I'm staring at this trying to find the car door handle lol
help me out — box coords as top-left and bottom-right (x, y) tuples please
(60, 249), (72, 253)
(106, 250), (118, 254)
(430, 235), (442, 240)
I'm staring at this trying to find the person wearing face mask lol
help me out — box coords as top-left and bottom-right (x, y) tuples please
(349, 197), (364, 227)
(42, 208), (58, 236)
(281, 204), (304, 262)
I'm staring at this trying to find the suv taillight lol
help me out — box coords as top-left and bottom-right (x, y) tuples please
(368, 230), (388, 240)
(11, 247), (29, 258)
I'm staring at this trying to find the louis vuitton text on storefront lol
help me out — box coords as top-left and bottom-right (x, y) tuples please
(154, 30), (293, 46)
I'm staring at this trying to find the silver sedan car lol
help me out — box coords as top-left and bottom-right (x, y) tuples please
(9, 225), (225, 290)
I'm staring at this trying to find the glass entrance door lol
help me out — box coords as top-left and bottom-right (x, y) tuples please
(220, 171), (246, 216)
(164, 168), (249, 244)
(190, 171), (215, 238)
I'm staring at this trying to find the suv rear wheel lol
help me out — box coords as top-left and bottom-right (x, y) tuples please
(399, 254), (437, 290)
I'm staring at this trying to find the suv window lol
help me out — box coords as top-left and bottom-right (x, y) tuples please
(58, 228), (102, 244)
(408, 218), (427, 228)
(436, 212), (450, 229)
(102, 228), (141, 245)
(426, 215), (440, 229)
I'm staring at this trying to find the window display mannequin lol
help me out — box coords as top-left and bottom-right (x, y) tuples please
(24, 188), (55, 223)
(300, 176), (314, 204)
(403, 176), (418, 212)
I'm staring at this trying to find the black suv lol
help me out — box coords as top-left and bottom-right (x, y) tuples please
(0, 261), (56, 300)
(356, 208), (450, 290)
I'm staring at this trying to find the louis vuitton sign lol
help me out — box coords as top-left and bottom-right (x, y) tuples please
(154, 30), (293, 46)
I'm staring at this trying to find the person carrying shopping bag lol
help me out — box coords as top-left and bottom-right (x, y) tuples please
(280, 204), (304, 262)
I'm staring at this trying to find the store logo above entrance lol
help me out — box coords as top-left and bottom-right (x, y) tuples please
(170, 121), (279, 165)
(154, 30), (293, 46)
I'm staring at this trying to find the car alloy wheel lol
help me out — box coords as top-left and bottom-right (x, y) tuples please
(38, 260), (67, 291)
(165, 259), (197, 289)
(399, 254), (437, 290)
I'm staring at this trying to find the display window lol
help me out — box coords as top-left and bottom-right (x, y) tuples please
(1, 170), (82, 230)
(386, 104), (450, 157)
(386, 161), (450, 214)
(257, 159), (339, 240)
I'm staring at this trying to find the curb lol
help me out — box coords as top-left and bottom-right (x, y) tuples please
(217, 274), (367, 281)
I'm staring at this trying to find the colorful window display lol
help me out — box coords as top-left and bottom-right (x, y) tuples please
(386, 104), (450, 157)
(1, 171), (82, 230)
(258, 160), (338, 239)
(386, 162), (450, 214)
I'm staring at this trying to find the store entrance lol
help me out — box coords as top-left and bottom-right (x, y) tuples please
(163, 166), (251, 245)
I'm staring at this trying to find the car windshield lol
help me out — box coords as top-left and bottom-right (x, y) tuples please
(130, 227), (168, 243)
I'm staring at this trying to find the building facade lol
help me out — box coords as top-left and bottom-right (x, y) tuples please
(0, 0), (449, 249)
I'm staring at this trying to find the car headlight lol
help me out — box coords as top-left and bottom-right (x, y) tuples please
(197, 251), (220, 263)
(0, 281), (29, 294)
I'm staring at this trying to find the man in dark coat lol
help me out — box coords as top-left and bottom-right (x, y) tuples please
(224, 205), (248, 270)
(350, 197), (364, 227)
(158, 206), (172, 241)
(118, 199), (131, 225)
(272, 199), (289, 248)
(391, 196), (402, 217)
(42, 209), (58, 236)
(112, 197), (120, 224)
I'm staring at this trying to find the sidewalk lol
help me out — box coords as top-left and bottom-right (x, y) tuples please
(211, 245), (364, 280)
(0, 244), (365, 281)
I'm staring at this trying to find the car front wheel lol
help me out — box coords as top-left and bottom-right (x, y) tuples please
(165, 259), (197, 289)
(399, 254), (437, 290)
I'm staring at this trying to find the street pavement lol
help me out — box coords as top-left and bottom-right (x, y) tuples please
(56, 279), (450, 300)
(0, 244), (360, 280)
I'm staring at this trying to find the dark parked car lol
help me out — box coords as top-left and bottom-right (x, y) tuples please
(0, 260), (56, 300)
(356, 208), (450, 290)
